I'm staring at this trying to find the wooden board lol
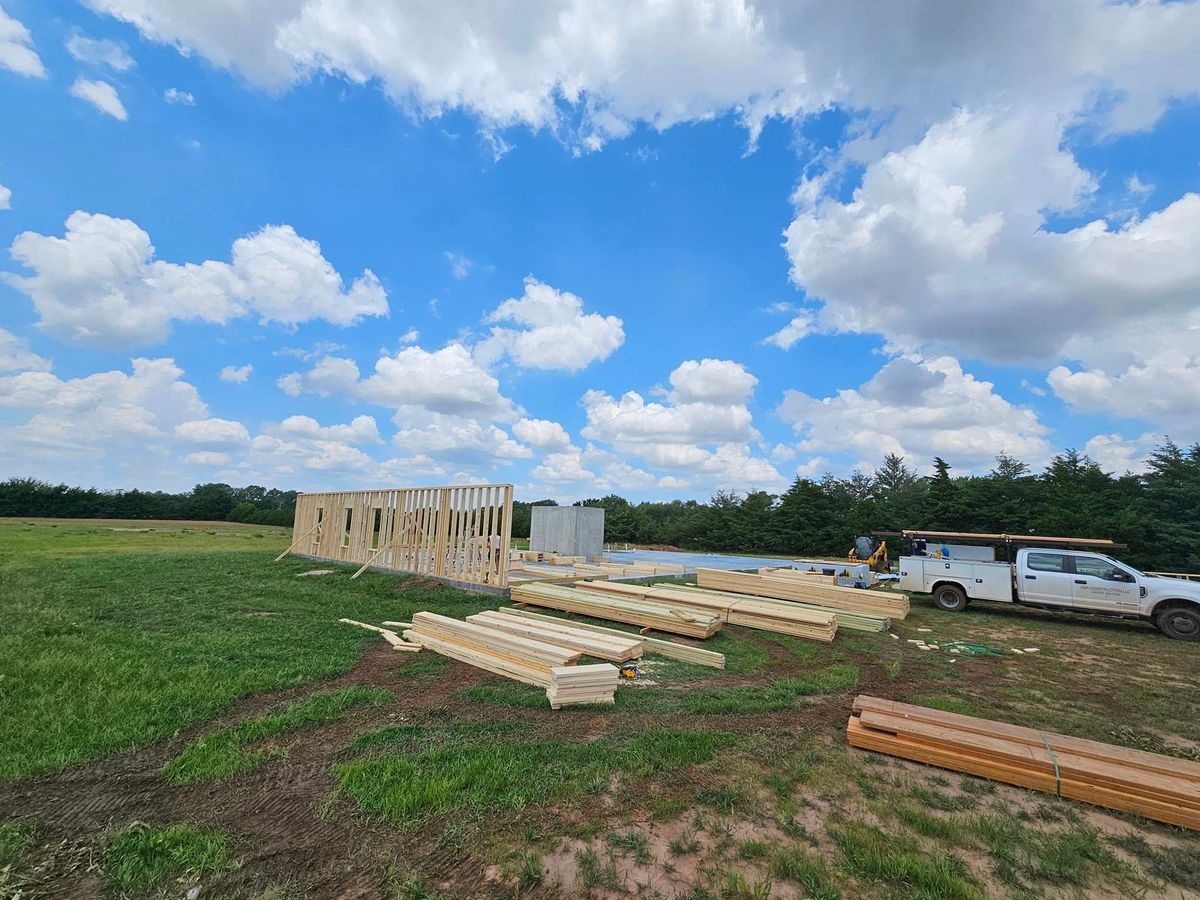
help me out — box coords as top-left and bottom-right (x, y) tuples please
(696, 568), (909, 619)
(411, 611), (580, 666)
(509, 583), (724, 638)
(466, 610), (644, 661)
(498, 607), (725, 668)
(846, 695), (1200, 830)
(669, 584), (890, 632)
(578, 580), (837, 641)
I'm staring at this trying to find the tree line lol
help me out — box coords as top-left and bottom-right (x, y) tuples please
(0, 478), (297, 526)
(4, 440), (1198, 572)
(515, 441), (1200, 573)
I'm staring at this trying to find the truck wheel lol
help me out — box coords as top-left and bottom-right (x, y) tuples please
(1156, 604), (1200, 642)
(933, 584), (969, 612)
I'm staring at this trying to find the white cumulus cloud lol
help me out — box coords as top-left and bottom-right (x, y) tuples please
(778, 355), (1050, 474)
(513, 417), (572, 451)
(475, 277), (624, 372)
(668, 358), (757, 405)
(164, 86), (194, 104)
(0, 357), (209, 485)
(0, 6), (45, 77)
(7, 212), (389, 347)
(66, 34), (135, 69)
(69, 78), (128, 120)
(279, 344), (519, 425)
(175, 417), (251, 445)
(218, 364), (253, 383)
(0, 327), (49, 373)
(276, 413), (381, 444)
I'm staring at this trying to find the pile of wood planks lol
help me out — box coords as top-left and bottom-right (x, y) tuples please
(669, 584), (890, 633)
(465, 609), (644, 661)
(697, 568), (909, 619)
(847, 696), (1200, 830)
(573, 560), (688, 577)
(402, 611), (618, 707)
(758, 566), (840, 584)
(499, 607), (725, 668)
(548, 664), (619, 708)
(579, 580), (838, 642)
(510, 582), (723, 638)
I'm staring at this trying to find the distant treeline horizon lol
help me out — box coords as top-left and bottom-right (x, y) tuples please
(3, 439), (1198, 571)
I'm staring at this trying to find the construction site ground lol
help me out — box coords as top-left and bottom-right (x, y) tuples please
(2, 518), (1198, 899)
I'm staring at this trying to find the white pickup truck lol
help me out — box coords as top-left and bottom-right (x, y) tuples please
(899, 547), (1200, 641)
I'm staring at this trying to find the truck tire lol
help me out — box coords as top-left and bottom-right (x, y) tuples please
(933, 584), (969, 612)
(1155, 603), (1200, 642)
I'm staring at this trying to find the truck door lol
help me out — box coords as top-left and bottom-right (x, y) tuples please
(1068, 555), (1140, 612)
(1020, 552), (1075, 606)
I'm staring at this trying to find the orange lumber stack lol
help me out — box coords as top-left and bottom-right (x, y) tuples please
(846, 696), (1200, 830)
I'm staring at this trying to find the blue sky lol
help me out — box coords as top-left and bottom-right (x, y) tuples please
(1, 1), (1198, 501)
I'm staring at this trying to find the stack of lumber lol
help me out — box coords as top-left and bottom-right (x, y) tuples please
(573, 561), (687, 577)
(499, 607), (725, 668)
(510, 582), (723, 638)
(548, 664), (620, 708)
(508, 563), (610, 585)
(847, 696), (1200, 830)
(697, 568), (909, 620)
(403, 612), (618, 707)
(758, 566), (837, 584)
(670, 584), (890, 633)
(466, 609), (644, 661)
(579, 581), (837, 642)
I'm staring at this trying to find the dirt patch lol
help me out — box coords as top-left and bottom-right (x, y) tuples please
(0, 645), (507, 898)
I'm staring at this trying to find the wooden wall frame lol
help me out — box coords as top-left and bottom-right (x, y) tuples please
(284, 484), (514, 588)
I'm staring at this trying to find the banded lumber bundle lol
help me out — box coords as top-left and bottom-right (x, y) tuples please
(465, 610), (644, 661)
(548, 664), (619, 708)
(579, 581), (837, 642)
(404, 612), (618, 707)
(847, 696), (1200, 830)
(498, 607), (725, 668)
(669, 584), (890, 633)
(510, 582), (723, 638)
(697, 568), (909, 619)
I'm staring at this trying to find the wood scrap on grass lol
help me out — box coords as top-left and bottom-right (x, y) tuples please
(337, 618), (421, 651)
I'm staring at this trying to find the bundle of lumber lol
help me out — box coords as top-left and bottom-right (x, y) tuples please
(510, 582), (723, 638)
(579, 581), (837, 642)
(847, 696), (1200, 830)
(697, 568), (909, 619)
(402, 611), (618, 707)
(466, 609), (644, 661)
(758, 566), (837, 584)
(573, 561), (686, 577)
(548, 664), (620, 708)
(498, 607), (725, 668)
(669, 584), (890, 633)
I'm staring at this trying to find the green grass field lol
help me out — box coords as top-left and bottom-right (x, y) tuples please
(1, 517), (1198, 899)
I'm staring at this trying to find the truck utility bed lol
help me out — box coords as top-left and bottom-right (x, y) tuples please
(900, 557), (1014, 603)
